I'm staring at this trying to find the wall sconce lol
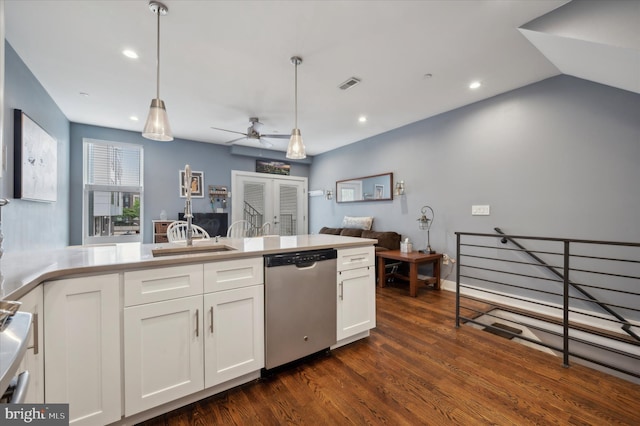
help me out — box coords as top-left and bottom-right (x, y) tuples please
(417, 205), (435, 254)
(394, 180), (405, 196)
(325, 189), (333, 200)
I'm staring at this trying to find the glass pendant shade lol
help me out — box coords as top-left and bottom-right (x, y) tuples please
(287, 128), (306, 159)
(143, 98), (173, 141)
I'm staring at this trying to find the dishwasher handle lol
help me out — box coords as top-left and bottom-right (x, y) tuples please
(264, 249), (337, 268)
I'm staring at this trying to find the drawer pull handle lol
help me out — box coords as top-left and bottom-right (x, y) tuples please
(350, 257), (365, 261)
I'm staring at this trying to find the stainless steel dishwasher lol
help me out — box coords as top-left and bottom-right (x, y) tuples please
(264, 248), (337, 369)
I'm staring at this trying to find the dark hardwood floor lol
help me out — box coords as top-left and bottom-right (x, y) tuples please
(139, 283), (640, 425)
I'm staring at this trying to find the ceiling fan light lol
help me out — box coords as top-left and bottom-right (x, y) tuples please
(287, 128), (306, 159)
(143, 98), (173, 141)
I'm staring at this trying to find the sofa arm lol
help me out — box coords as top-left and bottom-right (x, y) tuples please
(361, 230), (401, 250)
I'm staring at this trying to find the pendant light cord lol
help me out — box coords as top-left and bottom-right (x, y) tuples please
(294, 60), (298, 129)
(155, 8), (161, 100)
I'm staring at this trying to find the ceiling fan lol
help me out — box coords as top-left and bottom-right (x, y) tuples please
(211, 117), (289, 148)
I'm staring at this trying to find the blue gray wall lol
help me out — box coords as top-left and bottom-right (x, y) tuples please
(309, 75), (640, 256)
(69, 124), (310, 245)
(2, 40), (310, 251)
(4, 35), (640, 261)
(1, 42), (70, 252)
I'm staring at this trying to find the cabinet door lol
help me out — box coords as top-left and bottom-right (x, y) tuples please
(124, 295), (204, 416)
(337, 266), (376, 340)
(44, 275), (121, 426)
(204, 285), (264, 388)
(17, 285), (44, 403)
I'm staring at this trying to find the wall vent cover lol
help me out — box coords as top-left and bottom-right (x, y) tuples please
(339, 77), (361, 90)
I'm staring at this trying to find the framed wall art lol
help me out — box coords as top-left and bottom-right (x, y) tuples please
(179, 169), (204, 198)
(256, 160), (291, 175)
(14, 109), (58, 202)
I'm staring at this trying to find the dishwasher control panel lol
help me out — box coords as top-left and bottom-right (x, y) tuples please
(264, 249), (337, 267)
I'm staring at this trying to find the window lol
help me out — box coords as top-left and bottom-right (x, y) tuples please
(83, 139), (144, 244)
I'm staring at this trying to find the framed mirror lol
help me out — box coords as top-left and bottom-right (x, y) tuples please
(336, 172), (393, 203)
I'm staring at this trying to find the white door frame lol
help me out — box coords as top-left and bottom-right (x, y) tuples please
(231, 171), (308, 235)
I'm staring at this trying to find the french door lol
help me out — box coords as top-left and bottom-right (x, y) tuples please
(231, 171), (308, 235)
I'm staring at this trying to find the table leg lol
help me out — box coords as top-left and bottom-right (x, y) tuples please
(409, 262), (418, 297)
(434, 258), (441, 290)
(378, 257), (386, 288)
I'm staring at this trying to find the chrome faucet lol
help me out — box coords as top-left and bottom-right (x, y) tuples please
(183, 165), (194, 246)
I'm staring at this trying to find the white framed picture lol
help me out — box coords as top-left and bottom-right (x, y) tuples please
(179, 169), (204, 198)
(14, 110), (58, 202)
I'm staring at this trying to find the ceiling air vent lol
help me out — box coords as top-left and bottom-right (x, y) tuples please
(339, 77), (361, 90)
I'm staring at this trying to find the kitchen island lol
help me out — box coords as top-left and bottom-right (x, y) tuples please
(0, 234), (377, 426)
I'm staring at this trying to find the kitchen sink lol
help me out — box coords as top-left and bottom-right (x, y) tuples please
(152, 244), (236, 257)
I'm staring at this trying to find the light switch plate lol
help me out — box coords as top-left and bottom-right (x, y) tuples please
(472, 205), (490, 215)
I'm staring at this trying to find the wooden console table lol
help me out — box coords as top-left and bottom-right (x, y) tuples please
(377, 250), (443, 297)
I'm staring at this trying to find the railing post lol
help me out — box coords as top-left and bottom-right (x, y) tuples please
(563, 240), (570, 368)
(455, 232), (461, 328)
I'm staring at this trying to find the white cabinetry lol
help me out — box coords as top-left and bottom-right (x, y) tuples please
(124, 294), (204, 416)
(17, 285), (44, 403)
(203, 258), (264, 387)
(336, 246), (376, 344)
(123, 264), (204, 416)
(44, 274), (121, 426)
(123, 258), (264, 416)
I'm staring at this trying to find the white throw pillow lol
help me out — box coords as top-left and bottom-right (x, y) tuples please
(341, 216), (373, 230)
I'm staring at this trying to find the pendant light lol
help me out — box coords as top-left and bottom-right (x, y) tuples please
(286, 56), (306, 159)
(142, 1), (173, 141)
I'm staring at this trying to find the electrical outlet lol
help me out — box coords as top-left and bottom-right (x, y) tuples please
(472, 205), (490, 216)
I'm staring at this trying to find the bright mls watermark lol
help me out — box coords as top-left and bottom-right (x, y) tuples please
(1, 404), (68, 425)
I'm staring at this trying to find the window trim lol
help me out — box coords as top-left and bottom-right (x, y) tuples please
(82, 138), (144, 245)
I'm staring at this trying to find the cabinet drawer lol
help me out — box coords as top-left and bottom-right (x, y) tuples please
(204, 257), (264, 293)
(154, 235), (169, 243)
(337, 246), (375, 271)
(124, 264), (203, 307)
(154, 221), (172, 233)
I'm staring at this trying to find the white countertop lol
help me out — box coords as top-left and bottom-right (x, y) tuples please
(0, 234), (375, 300)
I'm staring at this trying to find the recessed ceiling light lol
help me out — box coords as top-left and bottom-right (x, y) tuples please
(358, 116), (367, 123)
(129, 116), (139, 121)
(122, 49), (138, 59)
(423, 73), (433, 79)
(469, 81), (482, 89)
(79, 92), (89, 97)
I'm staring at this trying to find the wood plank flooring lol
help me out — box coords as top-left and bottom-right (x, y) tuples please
(138, 283), (640, 425)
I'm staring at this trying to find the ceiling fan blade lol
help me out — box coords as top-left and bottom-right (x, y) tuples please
(261, 134), (290, 139)
(224, 137), (247, 145)
(259, 139), (274, 148)
(211, 126), (248, 137)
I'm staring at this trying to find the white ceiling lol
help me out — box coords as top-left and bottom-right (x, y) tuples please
(2, 0), (595, 156)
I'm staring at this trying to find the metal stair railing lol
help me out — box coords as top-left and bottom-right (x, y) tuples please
(494, 227), (639, 342)
(243, 201), (263, 232)
(455, 231), (640, 380)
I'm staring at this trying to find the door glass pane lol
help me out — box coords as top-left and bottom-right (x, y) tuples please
(243, 182), (265, 229)
(279, 185), (298, 236)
